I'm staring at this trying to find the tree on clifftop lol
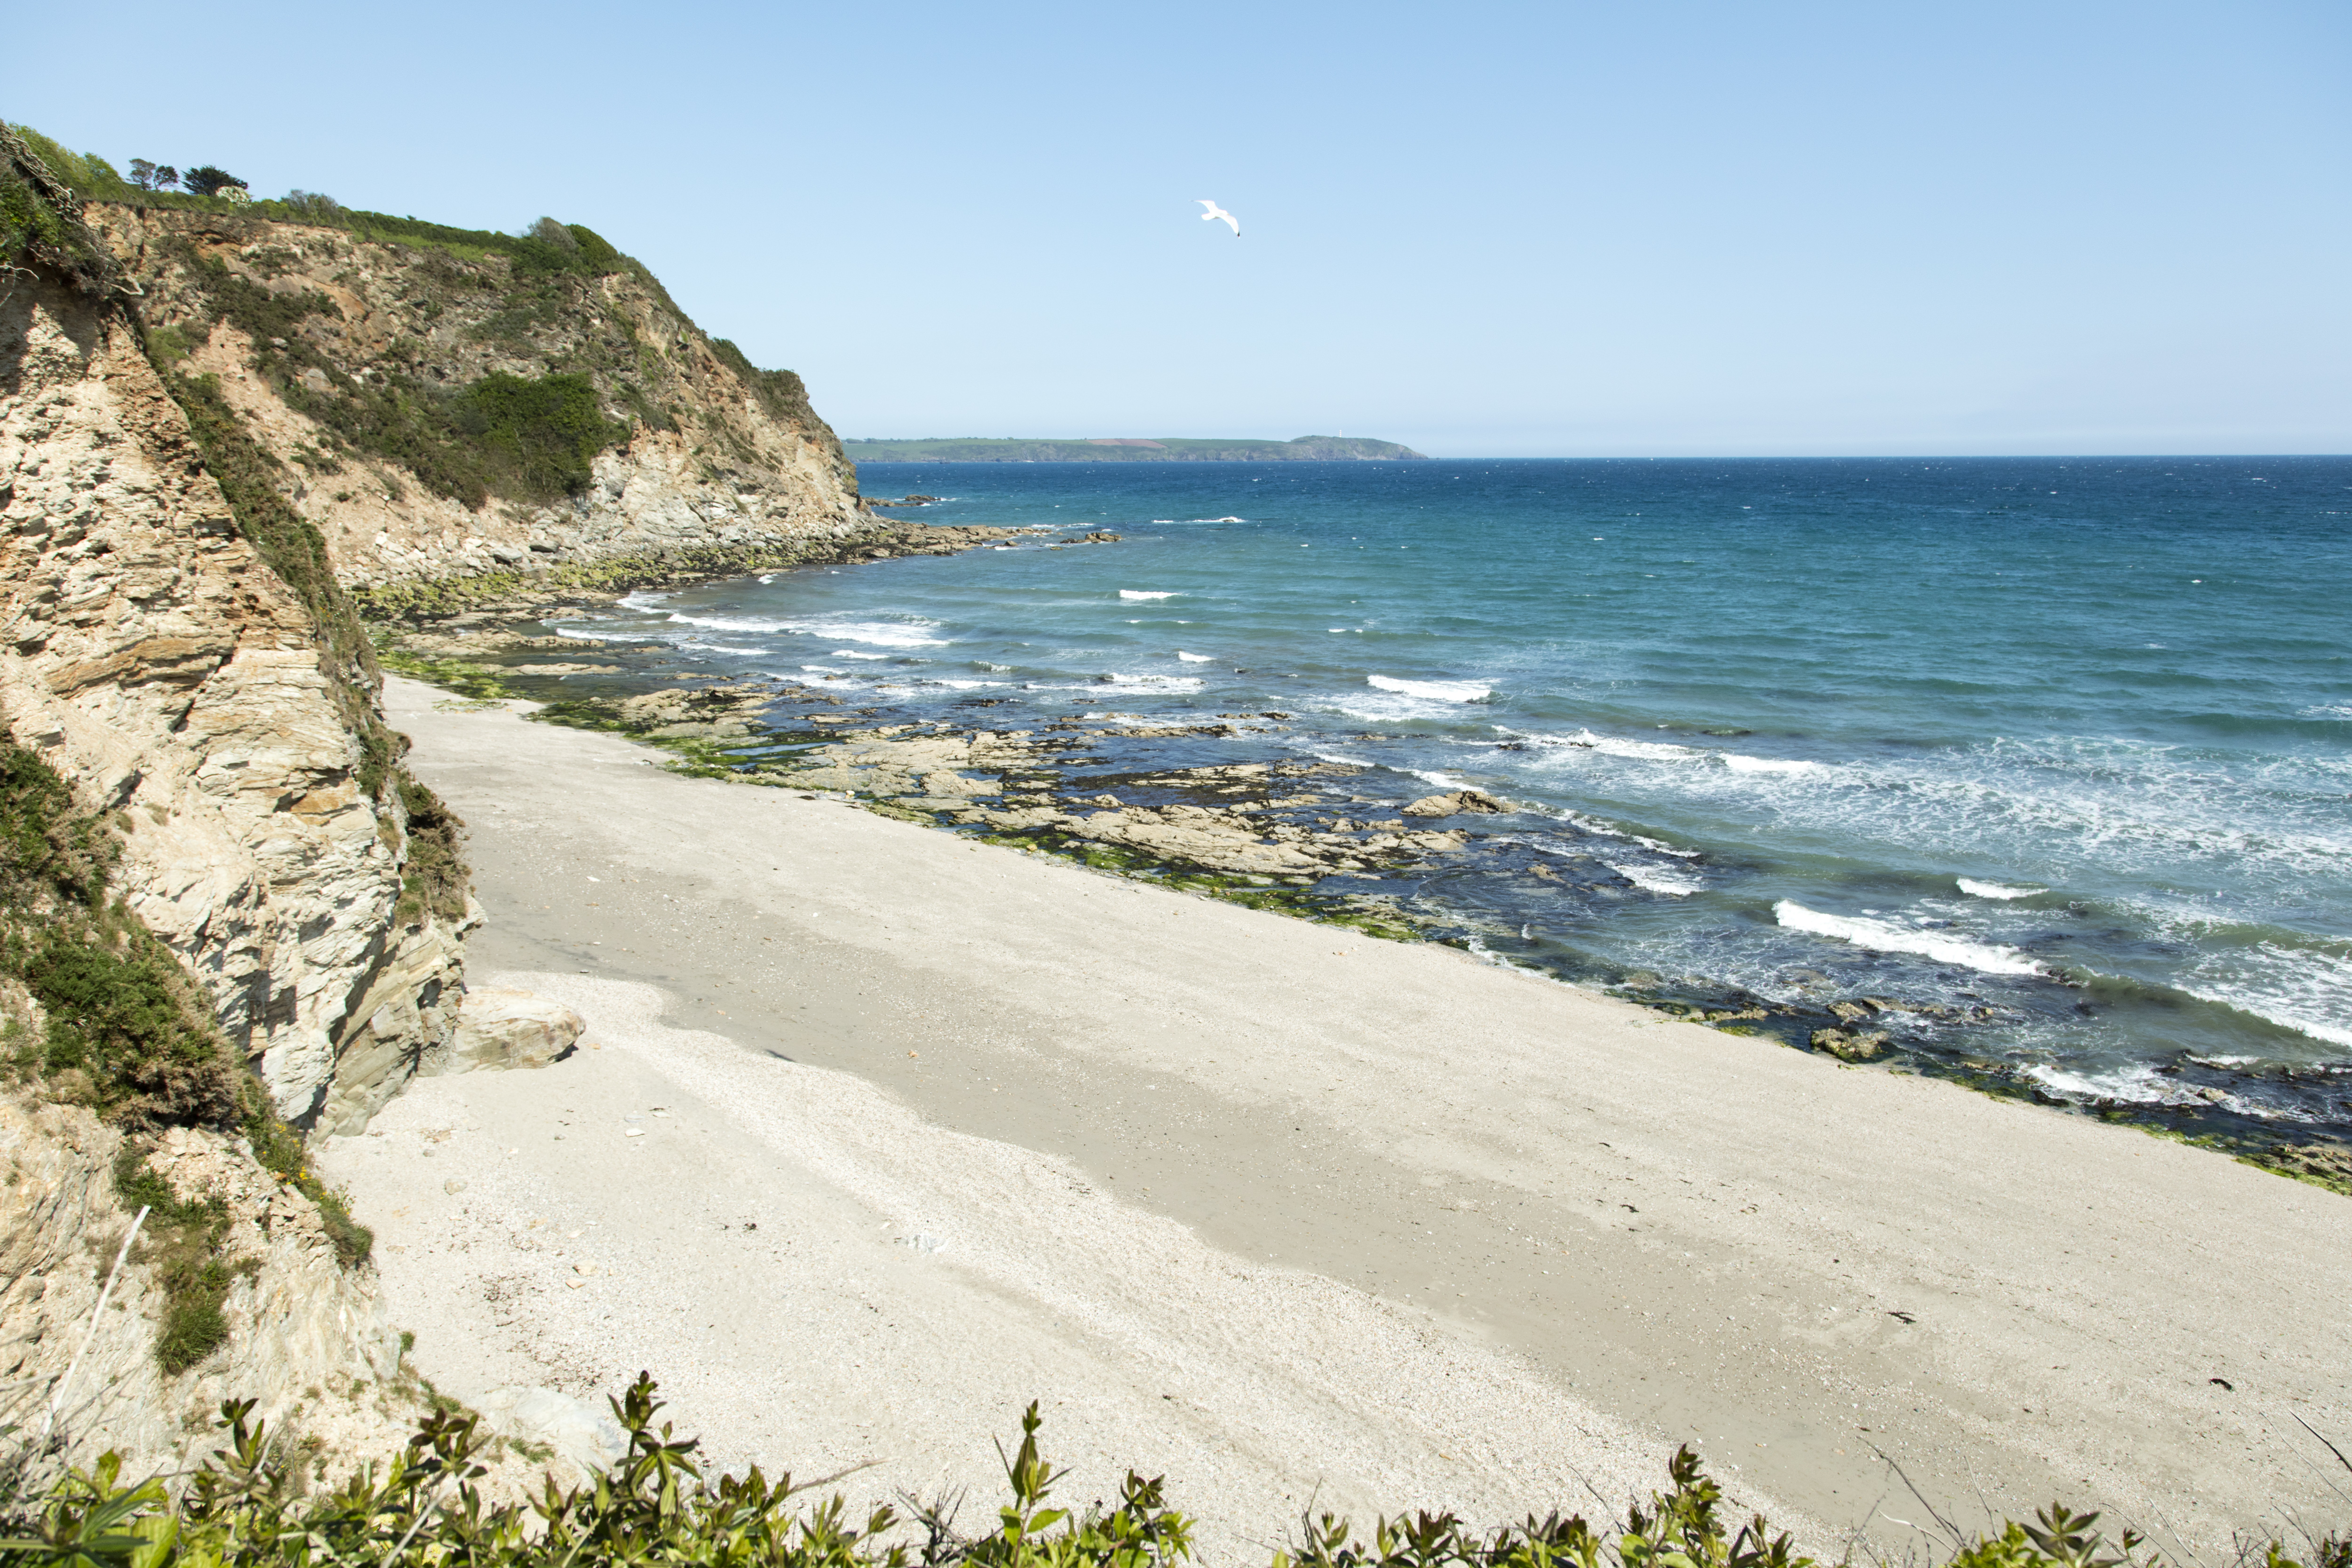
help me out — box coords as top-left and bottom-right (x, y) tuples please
(181, 165), (245, 197)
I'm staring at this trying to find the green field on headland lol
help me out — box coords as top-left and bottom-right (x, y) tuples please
(845, 435), (1428, 462)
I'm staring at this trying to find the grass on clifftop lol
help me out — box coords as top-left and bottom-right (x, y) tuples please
(0, 1377), (2341, 1568)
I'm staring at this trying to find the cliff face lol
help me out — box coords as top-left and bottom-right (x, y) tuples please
(0, 1090), (413, 1478)
(0, 261), (466, 1131)
(90, 204), (873, 590)
(1, 125), (885, 1466)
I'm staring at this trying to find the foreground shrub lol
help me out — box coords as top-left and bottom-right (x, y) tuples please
(0, 1377), (2341, 1568)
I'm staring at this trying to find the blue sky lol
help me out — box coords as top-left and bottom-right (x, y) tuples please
(16, 0), (2348, 455)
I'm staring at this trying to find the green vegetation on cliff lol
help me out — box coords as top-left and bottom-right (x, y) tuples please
(846, 435), (1429, 462)
(153, 237), (631, 510)
(1, 129), (408, 1333)
(0, 740), (375, 1361)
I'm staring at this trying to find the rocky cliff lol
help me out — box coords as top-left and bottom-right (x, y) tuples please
(5, 120), (899, 1134)
(85, 200), (875, 592)
(0, 117), (922, 1469)
(0, 1089), (413, 1481)
(1, 223), (468, 1135)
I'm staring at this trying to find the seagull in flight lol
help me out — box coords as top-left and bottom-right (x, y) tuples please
(1197, 199), (1240, 238)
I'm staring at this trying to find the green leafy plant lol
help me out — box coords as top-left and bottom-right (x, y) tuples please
(0, 1387), (2339, 1568)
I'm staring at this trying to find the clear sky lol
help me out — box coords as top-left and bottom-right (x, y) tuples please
(15, 0), (2349, 455)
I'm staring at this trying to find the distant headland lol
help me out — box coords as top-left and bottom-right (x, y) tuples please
(844, 434), (1429, 462)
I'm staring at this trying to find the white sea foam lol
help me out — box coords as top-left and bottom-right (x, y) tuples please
(831, 650), (892, 661)
(935, 680), (1005, 690)
(798, 620), (947, 647)
(1526, 808), (1699, 857)
(1570, 731), (1701, 762)
(1120, 590), (1179, 600)
(1176, 651), (1214, 663)
(2180, 944), (2352, 1050)
(1495, 726), (1837, 778)
(2024, 1063), (2268, 1116)
(1959, 878), (2045, 900)
(1773, 900), (2046, 976)
(976, 662), (1013, 673)
(2303, 704), (2352, 721)
(1723, 755), (1823, 774)
(1367, 675), (1492, 702)
(1025, 675), (1205, 695)
(1605, 860), (1703, 896)
(1506, 729), (2350, 886)
(540, 624), (649, 644)
(661, 613), (788, 633)
(1463, 937), (1576, 984)
(652, 611), (947, 648)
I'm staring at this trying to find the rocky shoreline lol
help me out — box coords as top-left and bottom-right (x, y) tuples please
(351, 520), (1046, 621)
(369, 608), (2352, 1197)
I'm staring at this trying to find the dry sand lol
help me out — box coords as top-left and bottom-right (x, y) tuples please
(323, 677), (2352, 1561)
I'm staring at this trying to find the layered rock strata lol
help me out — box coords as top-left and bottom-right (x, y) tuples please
(1, 264), (466, 1130)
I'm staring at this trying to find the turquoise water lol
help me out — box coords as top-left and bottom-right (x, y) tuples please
(556, 458), (2352, 1137)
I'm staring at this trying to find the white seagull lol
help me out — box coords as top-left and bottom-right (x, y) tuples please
(1197, 199), (1240, 238)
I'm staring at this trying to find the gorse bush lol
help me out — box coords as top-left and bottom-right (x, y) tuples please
(0, 125), (128, 298)
(454, 372), (629, 500)
(394, 776), (470, 928)
(0, 1380), (2340, 1568)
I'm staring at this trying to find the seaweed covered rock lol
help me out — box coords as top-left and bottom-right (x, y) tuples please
(1401, 789), (1509, 817)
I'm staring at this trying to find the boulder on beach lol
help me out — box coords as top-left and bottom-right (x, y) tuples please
(439, 989), (586, 1074)
(1400, 789), (1508, 818)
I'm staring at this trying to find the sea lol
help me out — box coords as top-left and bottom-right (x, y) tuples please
(535, 457), (2352, 1143)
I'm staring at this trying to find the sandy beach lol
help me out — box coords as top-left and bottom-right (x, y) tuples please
(321, 677), (2352, 1560)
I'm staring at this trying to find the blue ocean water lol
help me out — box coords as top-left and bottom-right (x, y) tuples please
(556, 458), (2352, 1136)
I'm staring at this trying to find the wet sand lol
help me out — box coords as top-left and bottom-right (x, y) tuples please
(332, 677), (2352, 1559)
